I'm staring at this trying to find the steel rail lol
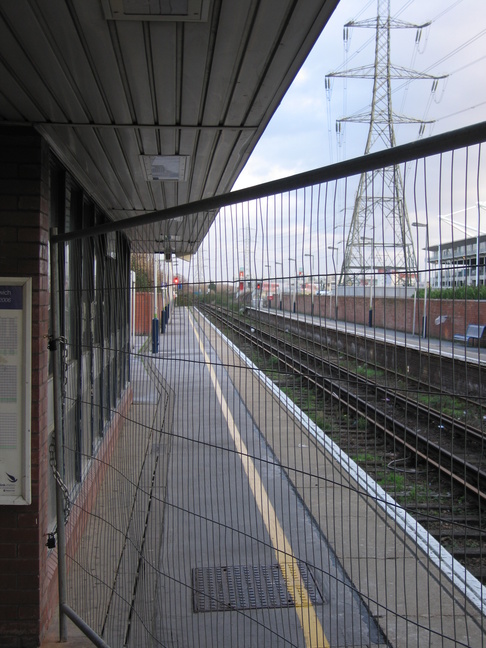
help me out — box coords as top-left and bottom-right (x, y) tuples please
(201, 304), (486, 503)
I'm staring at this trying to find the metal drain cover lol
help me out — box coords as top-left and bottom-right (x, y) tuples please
(192, 562), (324, 612)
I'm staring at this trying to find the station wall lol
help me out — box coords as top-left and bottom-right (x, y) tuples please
(281, 293), (486, 342)
(0, 126), (132, 648)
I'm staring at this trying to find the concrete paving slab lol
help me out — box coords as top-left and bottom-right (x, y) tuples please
(150, 307), (386, 647)
(196, 308), (486, 647)
(42, 311), (486, 647)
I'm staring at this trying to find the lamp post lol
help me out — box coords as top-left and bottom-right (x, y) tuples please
(275, 261), (283, 310)
(289, 257), (296, 313)
(412, 268), (419, 336)
(412, 222), (429, 338)
(305, 253), (314, 315)
(328, 246), (339, 319)
(361, 237), (375, 327)
(152, 253), (159, 353)
(265, 264), (271, 308)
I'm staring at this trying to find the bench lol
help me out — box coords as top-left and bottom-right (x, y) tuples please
(453, 324), (486, 347)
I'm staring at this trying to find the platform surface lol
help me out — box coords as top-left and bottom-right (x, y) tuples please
(42, 306), (485, 647)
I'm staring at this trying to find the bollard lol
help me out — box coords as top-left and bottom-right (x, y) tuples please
(422, 315), (427, 338)
(160, 310), (167, 334)
(152, 317), (159, 353)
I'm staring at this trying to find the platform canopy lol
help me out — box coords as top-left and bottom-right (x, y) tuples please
(0, 0), (340, 255)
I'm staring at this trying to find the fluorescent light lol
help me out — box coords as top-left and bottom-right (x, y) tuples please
(141, 155), (189, 181)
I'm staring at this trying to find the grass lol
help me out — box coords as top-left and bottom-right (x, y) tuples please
(417, 393), (469, 420)
(350, 453), (378, 464)
(407, 483), (429, 503)
(356, 364), (384, 379)
(374, 470), (430, 504)
(357, 415), (369, 431)
(376, 471), (406, 493)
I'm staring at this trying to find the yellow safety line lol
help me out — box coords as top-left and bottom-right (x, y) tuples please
(190, 313), (330, 648)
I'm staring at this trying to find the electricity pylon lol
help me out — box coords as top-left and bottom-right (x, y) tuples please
(326, 0), (446, 287)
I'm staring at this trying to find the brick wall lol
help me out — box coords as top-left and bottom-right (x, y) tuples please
(135, 292), (165, 335)
(0, 128), (136, 646)
(0, 127), (49, 647)
(284, 292), (486, 341)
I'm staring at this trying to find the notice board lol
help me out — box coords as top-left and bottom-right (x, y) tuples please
(0, 278), (32, 505)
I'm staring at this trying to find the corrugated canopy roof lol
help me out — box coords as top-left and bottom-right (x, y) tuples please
(0, 0), (340, 255)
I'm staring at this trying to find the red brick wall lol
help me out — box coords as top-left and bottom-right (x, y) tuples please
(0, 127), (49, 647)
(135, 292), (165, 335)
(61, 387), (132, 562)
(135, 292), (155, 335)
(286, 292), (486, 340)
(0, 128), (137, 647)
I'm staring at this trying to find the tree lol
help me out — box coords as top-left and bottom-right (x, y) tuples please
(131, 253), (167, 290)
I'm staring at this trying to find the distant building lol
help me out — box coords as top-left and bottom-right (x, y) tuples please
(428, 234), (486, 288)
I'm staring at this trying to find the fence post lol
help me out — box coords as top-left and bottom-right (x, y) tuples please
(49, 228), (68, 642)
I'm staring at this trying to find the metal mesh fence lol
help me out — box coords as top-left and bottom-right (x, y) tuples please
(51, 137), (486, 647)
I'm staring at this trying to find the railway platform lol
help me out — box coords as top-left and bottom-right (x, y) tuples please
(250, 305), (486, 361)
(43, 305), (485, 647)
(153, 306), (485, 647)
(249, 306), (486, 402)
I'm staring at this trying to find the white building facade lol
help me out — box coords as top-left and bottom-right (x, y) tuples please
(428, 234), (486, 288)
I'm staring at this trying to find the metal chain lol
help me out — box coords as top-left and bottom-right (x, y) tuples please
(61, 336), (68, 401)
(46, 334), (71, 526)
(49, 441), (72, 525)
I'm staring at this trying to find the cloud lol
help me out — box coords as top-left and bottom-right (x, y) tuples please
(237, 0), (486, 193)
(219, 0), (486, 282)
(234, 157), (304, 189)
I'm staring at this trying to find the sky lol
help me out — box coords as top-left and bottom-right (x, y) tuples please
(187, 0), (486, 284)
(234, 0), (486, 189)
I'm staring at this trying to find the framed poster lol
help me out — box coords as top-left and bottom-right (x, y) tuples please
(0, 278), (32, 505)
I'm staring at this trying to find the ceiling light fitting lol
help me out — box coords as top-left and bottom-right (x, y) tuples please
(141, 155), (189, 182)
(102, 0), (210, 22)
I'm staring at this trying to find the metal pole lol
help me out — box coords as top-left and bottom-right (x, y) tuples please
(305, 254), (314, 315)
(52, 121), (486, 245)
(335, 248), (340, 320)
(49, 228), (68, 642)
(328, 246), (339, 320)
(412, 275), (418, 336)
(61, 604), (111, 648)
(289, 258), (296, 313)
(368, 283), (373, 327)
(275, 262), (283, 310)
(423, 281), (428, 338)
(422, 227), (430, 338)
(152, 254), (159, 353)
(154, 252), (157, 317)
(412, 222), (426, 336)
(477, 232), (480, 287)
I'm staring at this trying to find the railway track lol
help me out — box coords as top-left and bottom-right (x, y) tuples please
(199, 303), (486, 583)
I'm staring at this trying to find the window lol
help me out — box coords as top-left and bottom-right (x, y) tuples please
(48, 155), (131, 493)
